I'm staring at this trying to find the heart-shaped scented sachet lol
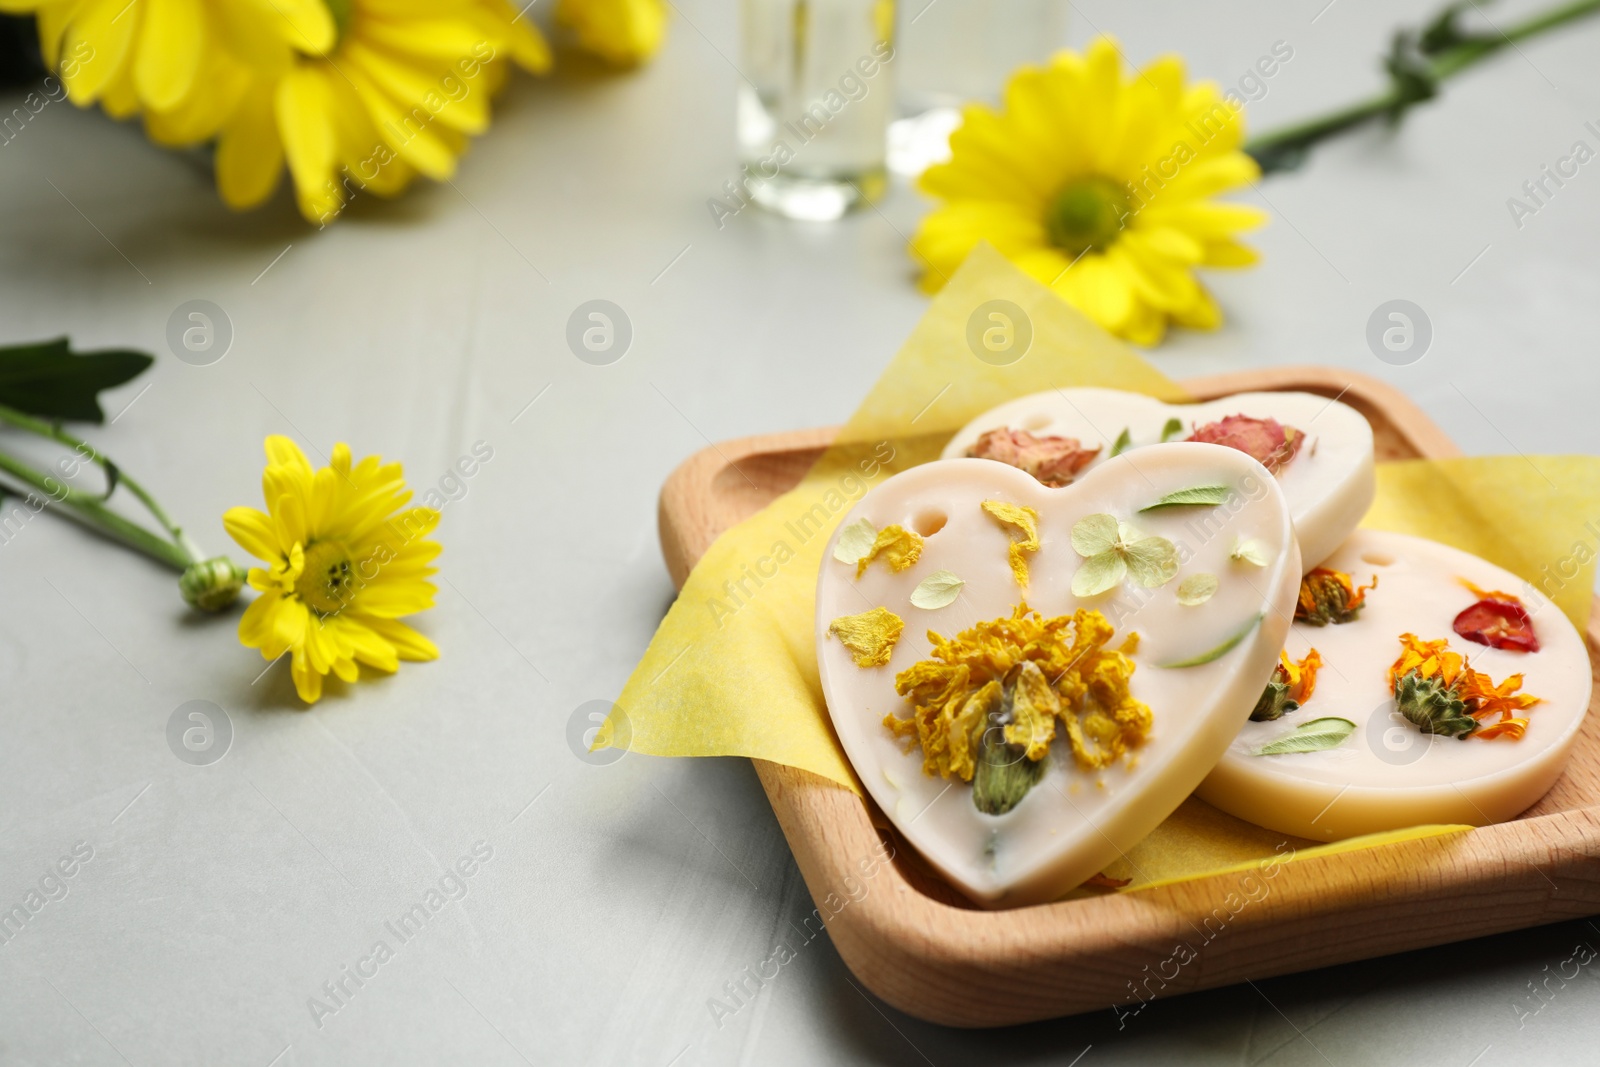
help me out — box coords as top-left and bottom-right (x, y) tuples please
(1200, 529), (1591, 841)
(816, 444), (1302, 907)
(942, 388), (1375, 572)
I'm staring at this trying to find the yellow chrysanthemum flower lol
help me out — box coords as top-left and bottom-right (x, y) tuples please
(911, 37), (1268, 346)
(555, 0), (666, 66)
(224, 436), (440, 704)
(0, 0), (334, 116)
(226, 0), (554, 223)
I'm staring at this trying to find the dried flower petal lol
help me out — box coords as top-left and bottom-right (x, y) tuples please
(1071, 513), (1120, 557)
(981, 500), (1040, 587)
(910, 570), (965, 609)
(855, 524), (923, 578)
(966, 428), (1100, 488)
(1188, 414), (1303, 474)
(1230, 537), (1271, 567)
(1072, 551), (1127, 597)
(833, 518), (878, 565)
(1176, 573), (1219, 606)
(1453, 590), (1540, 653)
(827, 607), (905, 667)
(1124, 536), (1179, 588)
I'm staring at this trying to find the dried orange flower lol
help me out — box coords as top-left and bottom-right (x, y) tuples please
(1250, 648), (1323, 721)
(1388, 633), (1540, 741)
(1296, 568), (1378, 626)
(885, 604), (1150, 783)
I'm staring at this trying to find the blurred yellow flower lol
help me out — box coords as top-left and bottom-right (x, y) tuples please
(250, 0), (552, 223)
(224, 436), (440, 704)
(911, 37), (1267, 346)
(556, 0), (666, 65)
(13, 0), (675, 222)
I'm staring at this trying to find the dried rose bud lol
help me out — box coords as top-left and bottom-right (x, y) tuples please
(967, 428), (1100, 488)
(1454, 598), (1540, 653)
(1187, 414), (1303, 474)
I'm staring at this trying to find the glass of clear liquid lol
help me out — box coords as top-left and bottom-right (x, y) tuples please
(737, 0), (897, 221)
(890, 0), (1066, 176)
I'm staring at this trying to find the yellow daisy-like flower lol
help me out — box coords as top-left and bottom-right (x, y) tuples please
(911, 37), (1268, 346)
(555, 0), (667, 66)
(0, 0), (335, 116)
(224, 436), (441, 704)
(225, 0), (554, 223)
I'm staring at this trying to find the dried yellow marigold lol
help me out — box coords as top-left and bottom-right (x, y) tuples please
(884, 603), (1150, 781)
(855, 524), (923, 578)
(827, 607), (905, 667)
(1296, 568), (1378, 625)
(980, 500), (1040, 587)
(1388, 633), (1540, 740)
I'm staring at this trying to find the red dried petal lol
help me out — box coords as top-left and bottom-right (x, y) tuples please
(1187, 414), (1303, 474)
(1453, 599), (1541, 653)
(967, 428), (1100, 488)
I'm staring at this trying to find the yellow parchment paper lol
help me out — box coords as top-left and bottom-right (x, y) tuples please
(610, 244), (1600, 890)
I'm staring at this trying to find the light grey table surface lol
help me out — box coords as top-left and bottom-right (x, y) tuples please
(3, 0), (1599, 1064)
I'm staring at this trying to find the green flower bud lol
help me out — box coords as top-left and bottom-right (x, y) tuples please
(180, 556), (248, 612)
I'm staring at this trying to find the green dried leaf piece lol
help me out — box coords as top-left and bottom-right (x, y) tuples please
(1253, 717), (1356, 755)
(910, 569), (965, 609)
(1160, 613), (1263, 668)
(1124, 536), (1179, 588)
(1160, 417), (1184, 442)
(1230, 537), (1271, 567)
(1139, 484), (1231, 512)
(1394, 669), (1478, 738)
(1176, 573), (1219, 606)
(1109, 427), (1132, 457)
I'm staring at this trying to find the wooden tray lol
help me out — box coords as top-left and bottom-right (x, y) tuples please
(656, 366), (1600, 1027)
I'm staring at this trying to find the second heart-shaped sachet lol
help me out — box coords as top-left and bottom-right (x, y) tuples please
(816, 443), (1302, 907)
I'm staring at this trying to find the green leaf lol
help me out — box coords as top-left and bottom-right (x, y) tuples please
(1072, 551), (1126, 597)
(1230, 537), (1271, 567)
(1109, 427), (1132, 457)
(1160, 612), (1264, 668)
(833, 517), (877, 565)
(1124, 536), (1179, 588)
(910, 569), (964, 609)
(1176, 572), (1219, 606)
(1071, 513), (1119, 557)
(1139, 484), (1232, 512)
(1160, 417), (1184, 442)
(0, 337), (154, 422)
(1253, 717), (1356, 756)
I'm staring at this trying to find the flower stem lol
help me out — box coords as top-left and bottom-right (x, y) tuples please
(0, 402), (200, 571)
(1245, 0), (1600, 171)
